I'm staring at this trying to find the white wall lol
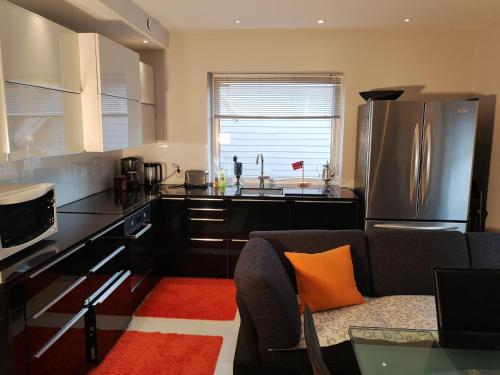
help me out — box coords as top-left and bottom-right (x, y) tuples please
(126, 29), (477, 186)
(473, 23), (500, 231)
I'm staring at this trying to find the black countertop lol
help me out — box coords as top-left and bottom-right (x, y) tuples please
(158, 184), (358, 201)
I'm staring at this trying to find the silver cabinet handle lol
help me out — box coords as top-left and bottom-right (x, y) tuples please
(410, 123), (421, 205)
(188, 208), (227, 212)
(189, 198), (224, 201)
(93, 270), (131, 306)
(231, 239), (248, 243)
(89, 246), (126, 273)
(293, 200), (355, 204)
(188, 238), (224, 242)
(33, 307), (88, 359)
(131, 269), (152, 293)
(188, 218), (225, 222)
(231, 199), (286, 203)
(31, 275), (87, 320)
(126, 223), (152, 239)
(89, 220), (124, 242)
(373, 224), (458, 231)
(30, 243), (86, 279)
(161, 197), (185, 200)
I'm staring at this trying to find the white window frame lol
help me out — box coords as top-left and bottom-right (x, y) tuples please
(209, 72), (344, 183)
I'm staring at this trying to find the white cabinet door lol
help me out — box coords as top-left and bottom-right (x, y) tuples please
(141, 103), (156, 144)
(97, 35), (140, 100)
(101, 96), (141, 151)
(140, 62), (155, 105)
(0, 0), (81, 93)
(4, 82), (84, 160)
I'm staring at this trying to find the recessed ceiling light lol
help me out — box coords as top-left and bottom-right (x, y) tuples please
(143, 40), (149, 44)
(317, 19), (325, 24)
(403, 18), (412, 23)
(235, 20), (241, 24)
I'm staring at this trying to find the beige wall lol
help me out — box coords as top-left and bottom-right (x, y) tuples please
(126, 28), (477, 186)
(473, 23), (500, 231)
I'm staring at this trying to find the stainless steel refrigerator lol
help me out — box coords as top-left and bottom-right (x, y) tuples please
(355, 100), (478, 232)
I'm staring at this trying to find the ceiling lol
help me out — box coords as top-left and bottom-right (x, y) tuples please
(131, 0), (500, 32)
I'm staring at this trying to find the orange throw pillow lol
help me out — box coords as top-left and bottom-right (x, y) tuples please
(285, 245), (364, 312)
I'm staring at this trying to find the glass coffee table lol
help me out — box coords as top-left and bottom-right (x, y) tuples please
(349, 327), (500, 375)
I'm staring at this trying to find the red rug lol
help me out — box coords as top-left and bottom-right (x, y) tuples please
(135, 277), (237, 320)
(89, 331), (222, 375)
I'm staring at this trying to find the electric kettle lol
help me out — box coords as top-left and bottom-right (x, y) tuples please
(144, 162), (163, 186)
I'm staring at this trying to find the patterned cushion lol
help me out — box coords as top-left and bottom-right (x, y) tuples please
(294, 295), (437, 348)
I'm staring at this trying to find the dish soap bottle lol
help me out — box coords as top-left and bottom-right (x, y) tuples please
(219, 168), (226, 188)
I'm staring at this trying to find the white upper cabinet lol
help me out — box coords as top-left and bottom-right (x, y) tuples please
(78, 33), (142, 152)
(79, 33), (140, 100)
(140, 62), (155, 104)
(0, 0), (81, 93)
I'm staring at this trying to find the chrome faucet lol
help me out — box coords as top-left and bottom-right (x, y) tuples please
(256, 153), (265, 188)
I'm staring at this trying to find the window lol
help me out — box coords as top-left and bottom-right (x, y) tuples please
(211, 73), (343, 179)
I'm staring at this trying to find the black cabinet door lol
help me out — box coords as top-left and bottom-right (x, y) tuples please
(228, 199), (290, 239)
(290, 200), (359, 230)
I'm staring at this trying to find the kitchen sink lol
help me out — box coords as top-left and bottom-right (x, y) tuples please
(239, 187), (284, 196)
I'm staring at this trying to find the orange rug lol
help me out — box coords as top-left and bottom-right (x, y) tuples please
(135, 277), (237, 321)
(89, 331), (222, 375)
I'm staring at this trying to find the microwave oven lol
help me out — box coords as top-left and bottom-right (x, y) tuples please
(0, 183), (57, 261)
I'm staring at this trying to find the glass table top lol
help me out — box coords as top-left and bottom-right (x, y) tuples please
(349, 327), (500, 375)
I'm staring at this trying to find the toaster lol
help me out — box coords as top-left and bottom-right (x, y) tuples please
(184, 170), (208, 188)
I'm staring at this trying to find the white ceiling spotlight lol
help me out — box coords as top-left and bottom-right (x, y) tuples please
(403, 18), (412, 23)
(317, 19), (325, 24)
(235, 20), (241, 24)
(142, 39), (149, 44)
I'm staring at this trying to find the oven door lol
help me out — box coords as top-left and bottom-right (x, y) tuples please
(0, 185), (57, 261)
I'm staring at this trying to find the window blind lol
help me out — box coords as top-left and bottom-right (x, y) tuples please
(212, 73), (343, 179)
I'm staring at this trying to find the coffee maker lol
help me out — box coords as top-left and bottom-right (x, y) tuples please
(144, 162), (163, 187)
(121, 157), (140, 189)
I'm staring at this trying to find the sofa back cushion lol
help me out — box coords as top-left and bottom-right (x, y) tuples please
(466, 233), (500, 268)
(249, 230), (372, 296)
(234, 238), (301, 349)
(368, 230), (470, 296)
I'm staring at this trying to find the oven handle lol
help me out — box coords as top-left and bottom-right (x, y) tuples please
(31, 275), (88, 320)
(30, 243), (86, 279)
(33, 307), (88, 359)
(92, 270), (131, 306)
(89, 246), (126, 274)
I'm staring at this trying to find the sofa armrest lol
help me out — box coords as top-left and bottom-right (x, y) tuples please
(234, 238), (301, 350)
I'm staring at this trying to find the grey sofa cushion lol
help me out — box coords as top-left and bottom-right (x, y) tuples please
(249, 230), (372, 296)
(234, 238), (301, 350)
(466, 233), (500, 268)
(368, 230), (470, 296)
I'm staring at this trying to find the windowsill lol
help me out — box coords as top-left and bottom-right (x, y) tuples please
(237, 177), (334, 187)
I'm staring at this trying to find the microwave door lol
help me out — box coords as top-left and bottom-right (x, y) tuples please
(366, 101), (424, 220)
(417, 101), (478, 222)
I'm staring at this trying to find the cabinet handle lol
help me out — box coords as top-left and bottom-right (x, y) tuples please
(131, 268), (152, 293)
(31, 276), (88, 320)
(89, 220), (124, 242)
(30, 243), (86, 279)
(92, 270), (131, 306)
(188, 218), (225, 222)
(87, 271), (123, 303)
(189, 238), (224, 242)
(33, 307), (88, 359)
(188, 208), (227, 212)
(231, 239), (248, 243)
(126, 223), (152, 239)
(293, 200), (355, 204)
(189, 198), (224, 201)
(231, 199), (286, 203)
(89, 246), (126, 273)
(161, 197), (185, 200)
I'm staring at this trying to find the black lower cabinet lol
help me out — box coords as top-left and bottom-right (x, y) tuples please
(290, 200), (359, 230)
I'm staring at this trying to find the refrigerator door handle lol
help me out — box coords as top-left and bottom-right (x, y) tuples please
(420, 123), (432, 205)
(409, 123), (421, 205)
(374, 223), (459, 231)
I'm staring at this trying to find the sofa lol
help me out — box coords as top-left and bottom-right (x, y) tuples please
(233, 230), (500, 375)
